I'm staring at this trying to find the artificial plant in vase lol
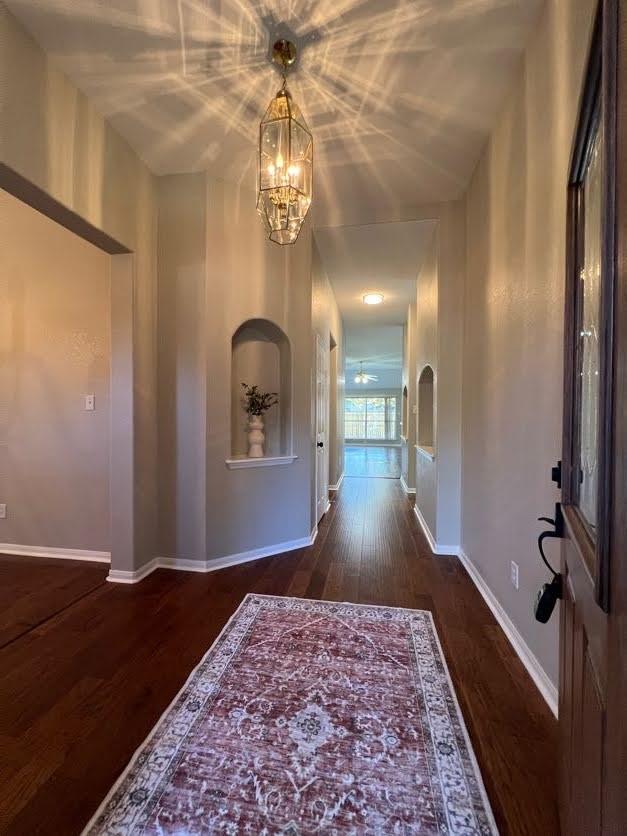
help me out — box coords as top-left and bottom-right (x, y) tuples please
(241, 383), (279, 458)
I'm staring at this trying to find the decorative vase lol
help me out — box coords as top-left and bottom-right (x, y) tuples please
(247, 415), (265, 458)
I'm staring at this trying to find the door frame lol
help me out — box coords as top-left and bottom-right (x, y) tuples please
(559, 1), (626, 832)
(562, 0), (618, 612)
(314, 333), (330, 523)
(0, 163), (138, 579)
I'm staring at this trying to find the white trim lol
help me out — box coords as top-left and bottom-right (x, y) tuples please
(329, 471), (344, 491)
(399, 474), (416, 496)
(106, 529), (319, 584)
(412, 505), (460, 556)
(458, 548), (558, 718)
(225, 455), (298, 469)
(106, 557), (159, 584)
(0, 543), (111, 563)
(415, 444), (435, 462)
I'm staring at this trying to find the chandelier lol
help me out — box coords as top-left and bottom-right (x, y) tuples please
(257, 39), (313, 245)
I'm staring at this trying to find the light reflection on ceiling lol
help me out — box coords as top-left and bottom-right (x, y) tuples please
(5, 0), (543, 222)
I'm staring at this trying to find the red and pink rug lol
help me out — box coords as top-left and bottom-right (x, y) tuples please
(85, 595), (497, 834)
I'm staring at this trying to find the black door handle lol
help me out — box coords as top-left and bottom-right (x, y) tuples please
(534, 502), (564, 623)
(317, 441), (324, 448)
(537, 502), (564, 574)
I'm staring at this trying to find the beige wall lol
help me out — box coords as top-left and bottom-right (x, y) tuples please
(415, 230), (438, 533)
(2, 9), (315, 571)
(414, 207), (464, 549)
(1, 8), (158, 571)
(157, 174), (208, 562)
(311, 240), (344, 494)
(1, 189), (110, 550)
(401, 302), (417, 491)
(462, 0), (597, 686)
(208, 179), (313, 557)
(157, 172), (314, 562)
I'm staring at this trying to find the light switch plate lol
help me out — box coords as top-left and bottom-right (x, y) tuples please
(85, 394), (95, 411)
(511, 560), (519, 590)
(0, 504), (6, 519)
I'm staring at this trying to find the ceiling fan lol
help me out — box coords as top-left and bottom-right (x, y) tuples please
(354, 361), (378, 384)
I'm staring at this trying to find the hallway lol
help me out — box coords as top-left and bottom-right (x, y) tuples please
(1, 479), (557, 835)
(344, 444), (402, 478)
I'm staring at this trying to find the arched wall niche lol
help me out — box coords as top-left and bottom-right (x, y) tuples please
(231, 318), (292, 458)
(417, 365), (435, 454)
(402, 385), (409, 437)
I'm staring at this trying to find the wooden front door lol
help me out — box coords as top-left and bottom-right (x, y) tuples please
(559, 1), (626, 833)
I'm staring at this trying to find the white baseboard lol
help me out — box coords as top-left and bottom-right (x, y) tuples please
(107, 529), (319, 584)
(400, 475), (416, 496)
(106, 557), (159, 584)
(458, 548), (559, 718)
(329, 472), (344, 491)
(0, 543), (111, 563)
(412, 505), (460, 556)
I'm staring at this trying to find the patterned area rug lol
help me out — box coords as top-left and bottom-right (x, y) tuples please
(84, 595), (497, 835)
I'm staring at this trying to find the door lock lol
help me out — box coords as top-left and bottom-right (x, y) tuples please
(317, 441), (324, 448)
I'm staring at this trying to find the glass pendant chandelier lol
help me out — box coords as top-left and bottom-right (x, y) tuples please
(257, 39), (313, 246)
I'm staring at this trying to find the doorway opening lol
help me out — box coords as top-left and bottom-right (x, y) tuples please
(1, 164), (136, 579)
(342, 325), (403, 479)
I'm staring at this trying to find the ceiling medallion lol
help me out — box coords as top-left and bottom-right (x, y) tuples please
(257, 39), (313, 246)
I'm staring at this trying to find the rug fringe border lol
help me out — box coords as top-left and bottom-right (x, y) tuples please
(81, 594), (254, 834)
(81, 593), (498, 835)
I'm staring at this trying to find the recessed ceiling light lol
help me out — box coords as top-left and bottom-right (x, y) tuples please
(363, 293), (384, 305)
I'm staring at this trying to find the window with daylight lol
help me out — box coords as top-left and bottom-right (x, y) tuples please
(345, 396), (399, 442)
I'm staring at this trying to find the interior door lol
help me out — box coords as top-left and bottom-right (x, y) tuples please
(315, 334), (329, 523)
(558, 2), (624, 833)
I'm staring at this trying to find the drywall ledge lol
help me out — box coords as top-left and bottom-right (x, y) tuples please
(225, 455), (298, 469)
(415, 444), (435, 461)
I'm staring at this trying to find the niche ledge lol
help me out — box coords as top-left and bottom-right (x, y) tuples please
(226, 455), (298, 470)
(415, 444), (435, 462)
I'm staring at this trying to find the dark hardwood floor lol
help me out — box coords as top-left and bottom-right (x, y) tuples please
(0, 478), (558, 835)
(344, 444), (402, 478)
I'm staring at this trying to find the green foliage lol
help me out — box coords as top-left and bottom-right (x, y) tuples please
(241, 383), (279, 417)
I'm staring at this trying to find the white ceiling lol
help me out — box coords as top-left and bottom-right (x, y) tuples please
(314, 220), (435, 325)
(6, 0), (543, 221)
(345, 325), (404, 389)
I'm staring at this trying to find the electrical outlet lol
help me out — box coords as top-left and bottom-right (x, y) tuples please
(84, 394), (95, 411)
(0, 504), (6, 519)
(510, 560), (519, 590)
